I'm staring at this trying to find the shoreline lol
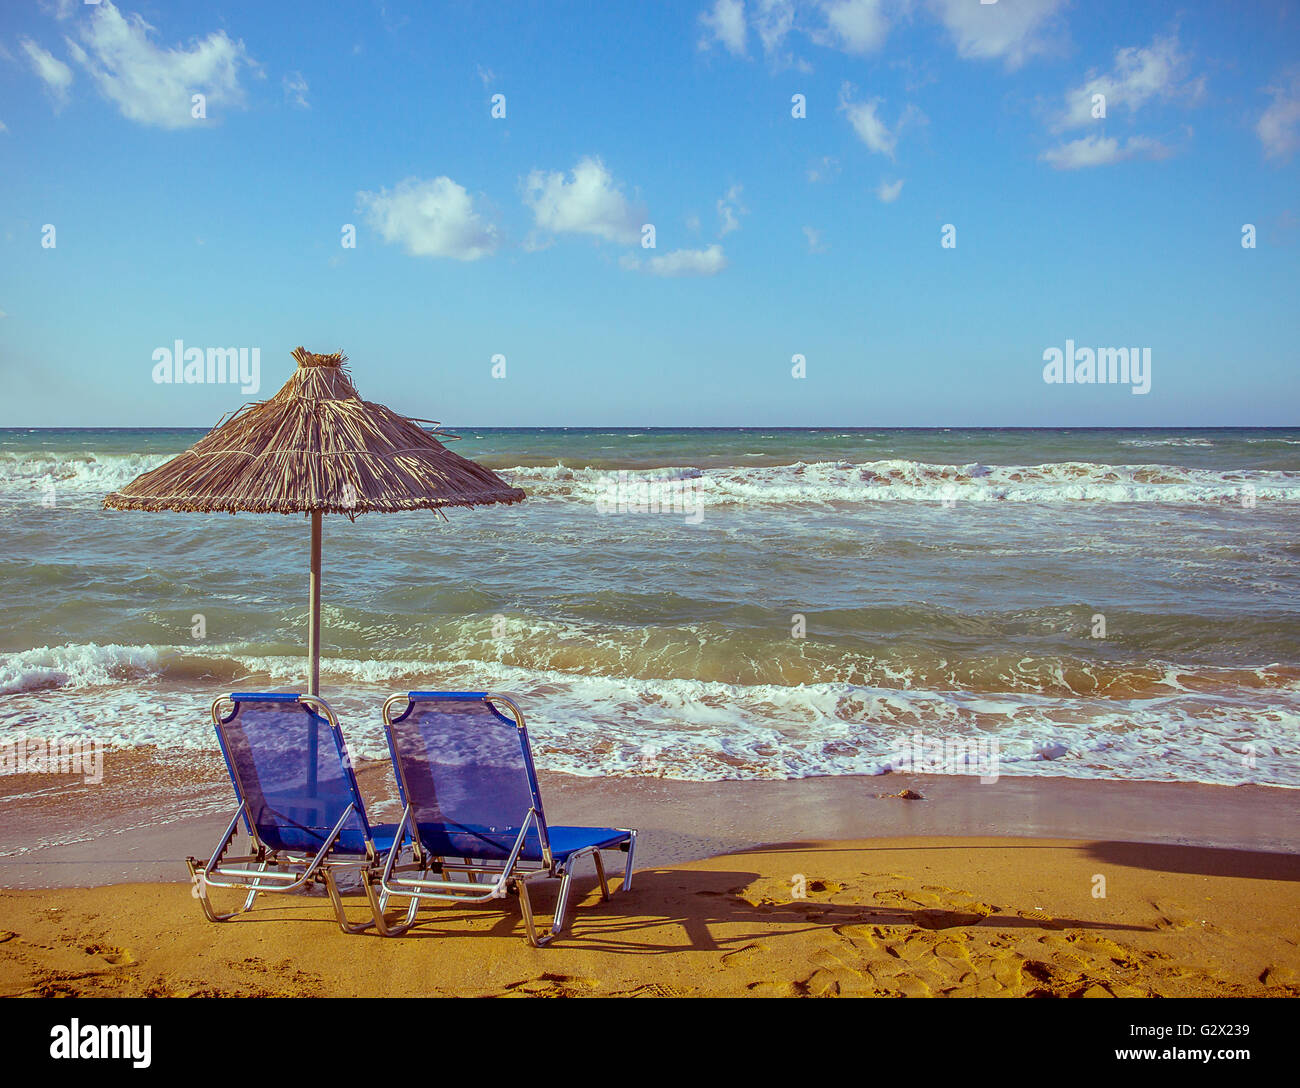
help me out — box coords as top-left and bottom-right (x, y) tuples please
(1, 746), (1295, 890)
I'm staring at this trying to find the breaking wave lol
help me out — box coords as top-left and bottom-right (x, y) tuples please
(503, 459), (1300, 506)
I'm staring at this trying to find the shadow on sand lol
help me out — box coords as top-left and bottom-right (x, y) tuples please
(203, 839), (1215, 954)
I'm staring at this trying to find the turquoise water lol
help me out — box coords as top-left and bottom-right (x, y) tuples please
(1, 426), (1298, 785)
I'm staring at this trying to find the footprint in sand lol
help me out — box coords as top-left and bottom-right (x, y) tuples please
(1149, 900), (1199, 931)
(809, 945), (873, 978)
(502, 972), (599, 997)
(82, 943), (134, 967)
(1059, 931), (1147, 970)
(33, 978), (83, 997)
(833, 923), (899, 955)
(617, 983), (690, 998)
(746, 979), (797, 996)
(720, 941), (767, 966)
(1024, 959), (1123, 998)
(1020, 958), (1079, 995)
(793, 966), (876, 997)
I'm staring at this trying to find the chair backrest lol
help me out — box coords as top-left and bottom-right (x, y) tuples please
(383, 692), (551, 863)
(213, 693), (373, 856)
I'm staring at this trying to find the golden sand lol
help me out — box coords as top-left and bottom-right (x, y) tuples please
(1, 837), (1296, 998)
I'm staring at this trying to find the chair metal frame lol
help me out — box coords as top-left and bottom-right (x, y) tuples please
(186, 692), (418, 936)
(379, 691), (637, 946)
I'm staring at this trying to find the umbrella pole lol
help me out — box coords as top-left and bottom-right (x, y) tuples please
(308, 510), (322, 696)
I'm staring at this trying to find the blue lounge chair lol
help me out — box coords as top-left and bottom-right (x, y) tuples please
(187, 693), (418, 935)
(378, 691), (637, 946)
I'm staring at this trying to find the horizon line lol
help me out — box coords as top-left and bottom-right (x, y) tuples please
(2, 424), (1298, 433)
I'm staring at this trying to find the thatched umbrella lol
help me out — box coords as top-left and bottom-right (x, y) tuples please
(104, 347), (524, 695)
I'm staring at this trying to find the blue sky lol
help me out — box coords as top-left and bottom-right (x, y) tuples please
(0, 0), (1297, 427)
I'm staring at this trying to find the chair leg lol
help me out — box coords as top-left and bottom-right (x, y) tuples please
(186, 808), (256, 922)
(516, 877), (540, 945)
(516, 871), (575, 948)
(187, 857), (247, 923)
(593, 850), (610, 901)
(241, 860), (268, 912)
(550, 870), (576, 940)
(621, 830), (637, 892)
(362, 873), (421, 937)
(324, 869), (379, 935)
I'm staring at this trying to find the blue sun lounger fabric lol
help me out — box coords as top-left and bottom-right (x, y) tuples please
(186, 693), (415, 935)
(220, 694), (382, 852)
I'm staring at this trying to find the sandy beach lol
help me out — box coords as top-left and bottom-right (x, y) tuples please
(1, 755), (1296, 998)
(2, 834), (1297, 999)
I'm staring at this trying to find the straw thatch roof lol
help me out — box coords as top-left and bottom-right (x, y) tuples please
(103, 348), (525, 516)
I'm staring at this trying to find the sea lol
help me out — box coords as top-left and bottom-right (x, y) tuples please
(1, 426), (1298, 788)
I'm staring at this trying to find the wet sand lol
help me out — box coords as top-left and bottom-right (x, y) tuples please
(0, 745), (1295, 888)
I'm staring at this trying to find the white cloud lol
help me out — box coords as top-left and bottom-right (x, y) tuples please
(1040, 133), (1171, 170)
(929, 0), (1063, 69)
(700, 0), (1065, 69)
(357, 177), (500, 260)
(21, 38), (74, 106)
(840, 85), (923, 158)
(0, 121), (8, 134)
(816, 0), (893, 55)
(717, 184), (747, 235)
(283, 71), (309, 109)
(841, 93), (895, 157)
(753, 0), (797, 58)
(651, 244), (728, 276)
(699, 0), (749, 56)
(876, 178), (904, 202)
(699, 0), (901, 66)
(803, 226), (828, 253)
(477, 64), (496, 87)
(1057, 34), (1202, 130)
(1258, 75), (1300, 161)
(623, 245), (728, 276)
(65, 1), (254, 128)
(524, 157), (646, 245)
